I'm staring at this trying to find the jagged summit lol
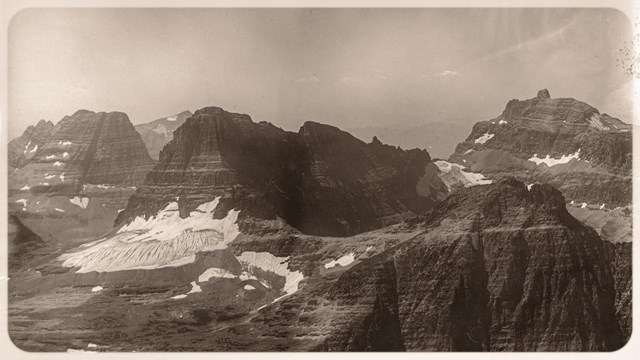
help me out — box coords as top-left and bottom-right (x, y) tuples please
(8, 119), (56, 169)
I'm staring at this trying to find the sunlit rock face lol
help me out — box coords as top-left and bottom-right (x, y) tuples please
(10, 110), (155, 195)
(118, 106), (448, 237)
(8, 110), (156, 243)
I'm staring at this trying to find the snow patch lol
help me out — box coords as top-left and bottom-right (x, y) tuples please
(23, 141), (31, 155)
(44, 174), (55, 179)
(58, 141), (72, 146)
(244, 284), (256, 291)
(91, 286), (103, 292)
(40, 182), (50, 186)
(186, 281), (201, 294)
(324, 253), (356, 269)
(435, 160), (492, 190)
(171, 294), (187, 300)
(527, 184), (533, 191)
(55, 208), (65, 213)
(69, 196), (90, 209)
(87, 343), (98, 348)
(581, 202), (588, 209)
(60, 173), (66, 181)
(62, 152), (69, 158)
(600, 203), (606, 210)
(498, 119), (508, 125)
(20, 184), (30, 191)
(198, 267), (237, 282)
(53, 161), (64, 167)
(29, 145), (38, 153)
(474, 132), (494, 144)
(166, 116), (177, 121)
(366, 246), (373, 252)
(464, 149), (474, 155)
(45, 155), (56, 159)
(237, 251), (303, 295)
(15, 199), (27, 207)
(528, 149), (580, 167)
(95, 184), (113, 189)
(58, 197), (241, 273)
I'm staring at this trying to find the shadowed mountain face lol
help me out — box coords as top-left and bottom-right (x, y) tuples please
(8, 215), (54, 274)
(134, 110), (193, 160)
(448, 89), (631, 208)
(117, 106), (448, 237)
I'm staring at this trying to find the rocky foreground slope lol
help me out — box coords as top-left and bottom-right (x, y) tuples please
(8, 179), (630, 351)
(241, 179), (630, 351)
(118, 106), (448, 237)
(8, 110), (156, 245)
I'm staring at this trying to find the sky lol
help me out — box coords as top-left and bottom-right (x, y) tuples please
(7, 8), (635, 139)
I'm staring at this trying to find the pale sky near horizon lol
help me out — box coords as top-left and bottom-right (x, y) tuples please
(7, 8), (635, 139)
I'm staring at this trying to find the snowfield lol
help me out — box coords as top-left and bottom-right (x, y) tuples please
(58, 197), (241, 273)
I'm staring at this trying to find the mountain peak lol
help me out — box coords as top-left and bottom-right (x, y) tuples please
(537, 88), (551, 99)
(72, 109), (96, 116)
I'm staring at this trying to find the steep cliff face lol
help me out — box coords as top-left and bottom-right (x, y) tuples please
(605, 241), (632, 343)
(247, 180), (626, 351)
(8, 120), (55, 169)
(448, 89), (631, 208)
(118, 106), (447, 236)
(8, 110), (156, 243)
(134, 110), (193, 159)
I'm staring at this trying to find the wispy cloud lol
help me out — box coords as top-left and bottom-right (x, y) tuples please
(339, 76), (360, 84)
(434, 70), (461, 78)
(297, 75), (321, 83)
